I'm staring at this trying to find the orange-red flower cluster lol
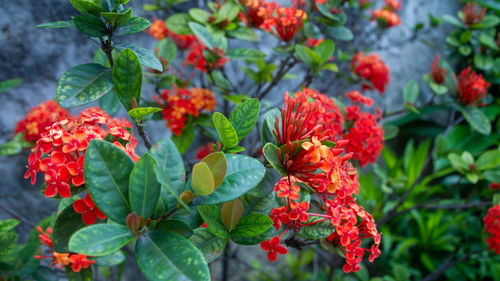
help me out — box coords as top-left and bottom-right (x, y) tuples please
(370, 0), (401, 28)
(15, 100), (71, 143)
(154, 86), (216, 136)
(259, 3), (307, 42)
(34, 226), (94, 272)
(149, 18), (195, 50)
(195, 143), (215, 160)
(240, 0), (268, 27)
(184, 41), (229, 73)
(351, 52), (390, 94)
(430, 55), (447, 84)
(455, 67), (490, 106)
(261, 90), (381, 272)
(25, 107), (139, 198)
(484, 204), (500, 255)
(462, 2), (486, 26)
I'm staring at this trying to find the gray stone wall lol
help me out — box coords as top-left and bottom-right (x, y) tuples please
(0, 0), (459, 280)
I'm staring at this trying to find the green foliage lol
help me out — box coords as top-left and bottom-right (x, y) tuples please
(69, 224), (134, 256)
(129, 154), (161, 219)
(112, 49), (142, 111)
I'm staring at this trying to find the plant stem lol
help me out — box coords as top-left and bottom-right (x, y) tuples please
(419, 249), (481, 281)
(0, 203), (35, 228)
(222, 242), (230, 281)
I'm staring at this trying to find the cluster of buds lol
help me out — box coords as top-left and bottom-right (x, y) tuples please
(154, 86), (216, 136)
(370, 0), (402, 28)
(484, 205), (500, 254)
(453, 67), (490, 106)
(261, 90), (381, 273)
(15, 100), (71, 143)
(429, 55), (447, 85)
(462, 2), (486, 26)
(24, 107), (139, 199)
(351, 52), (390, 94)
(35, 226), (94, 272)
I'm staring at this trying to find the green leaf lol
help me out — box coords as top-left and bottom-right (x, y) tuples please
(93, 250), (126, 266)
(129, 154), (161, 219)
(442, 14), (465, 28)
(198, 205), (229, 238)
(227, 26), (258, 42)
(0, 78), (22, 94)
(115, 43), (163, 72)
(136, 231), (210, 281)
(52, 205), (87, 253)
(128, 107), (162, 120)
(476, 149), (500, 170)
(154, 165), (189, 210)
(99, 89), (121, 115)
(56, 63), (113, 108)
(474, 15), (500, 28)
(314, 40), (335, 64)
(383, 124), (399, 140)
(166, 14), (192, 35)
(326, 26), (353, 41)
(459, 45), (471, 56)
(484, 169), (500, 182)
(198, 154), (266, 205)
(223, 94), (250, 104)
(229, 98), (260, 141)
(0, 133), (31, 156)
(112, 49), (142, 111)
(200, 152), (227, 188)
(226, 48), (265, 61)
(192, 162), (216, 196)
(0, 219), (18, 233)
(101, 8), (132, 26)
(474, 54), (493, 71)
(65, 267), (92, 281)
(213, 112), (239, 150)
(403, 80), (419, 104)
(37, 20), (75, 28)
(188, 22), (222, 50)
(260, 108), (280, 146)
(69, 224), (134, 256)
(479, 33), (499, 50)
(295, 45), (321, 67)
(172, 125), (195, 154)
(74, 14), (107, 37)
(156, 39), (177, 67)
(70, 0), (102, 15)
(189, 228), (227, 262)
(189, 8), (210, 24)
(114, 17), (152, 36)
(0, 232), (17, 257)
(149, 138), (186, 193)
(221, 199), (243, 232)
(157, 219), (194, 238)
(320, 63), (338, 72)
(84, 140), (134, 224)
(298, 216), (335, 239)
(263, 143), (287, 176)
(216, 2), (240, 23)
(231, 214), (272, 237)
(460, 106), (491, 135)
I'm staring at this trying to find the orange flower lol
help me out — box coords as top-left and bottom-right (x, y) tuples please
(260, 3), (307, 42)
(371, 9), (401, 28)
(384, 0), (401, 11)
(302, 136), (330, 163)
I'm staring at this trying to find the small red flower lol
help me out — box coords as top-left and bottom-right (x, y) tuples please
(69, 254), (94, 272)
(351, 52), (390, 94)
(345, 91), (374, 107)
(462, 2), (486, 26)
(490, 182), (500, 190)
(73, 193), (107, 225)
(195, 143), (215, 160)
(289, 201), (310, 223)
(455, 67), (490, 106)
(306, 38), (325, 47)
(148, 18), (195, 50)
(269, 207), (287, 230)
(430, 55), (447, 84)
(260, 236), (288, 262)
(274, 177), (301, 200)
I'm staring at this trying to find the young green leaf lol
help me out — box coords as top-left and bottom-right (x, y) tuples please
(200, 152), (227, 188)
(192, 162), (216, 196)
(115, 43), (163, 72)
(226, 48), (266, 61)
(37, 20), (76, 28)
(166, 14), (192, 35)
(403, 80), (420, 104)
(114, 17), (152, 36)
(113, 49), (142, 111)
(221, 199), (243, 232)
(314, 39), (335, 64)
(263, 143), (287, 176)
(70, 0), (102, 15)
(68, 224), (134, 256)
(229, 98), (260, 141)
(460, 106), (491, 135)
(129, 154), (161, 219)
(74, 14), (107, 37)
(230, 214), (272, 237)
(213, 112), (239, 150)
(128, 107), (162, 120)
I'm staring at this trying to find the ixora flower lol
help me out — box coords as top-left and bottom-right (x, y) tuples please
(384, 0), (401, 11)
(34, 226), (94, 272)
(429, 55), (447, 84)
(154, 86), (216, 136)
(484, 205), (500, 254)
(260, 3), (307, 42)
(24, 107), (139, 198)
(148, 18), (195, 50)
(15, 100), (71, 143)
(73, 193), (107, 225)
(261, 90), (382, 272)
(184, 40), (229, 73)
(351, 52), (390, 94)
(240, 0), (269, 27)
(371, 8), (401, 28)
(454, 67), (490, 106)
(462, 2), (486, 26)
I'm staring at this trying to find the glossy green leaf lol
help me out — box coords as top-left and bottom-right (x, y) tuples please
(129, 154), (161, 219)
(189, 228), (227, 263)
(165, 13), (192, 35)
(156, 38), (177, 67)
(37, 20), (75, 28)
(216, 2), (240, 23)
(154, 165), (189, 210)
(84, 140), (134, 224)
(70, 0), (102, 15)
(460, 106), (491, 135)
(0, 219), (19, 233)
(298, 216), (335, 239)
(213, 112), (239, 149)
(403, 80), (419, 104)
(149, 138), (185, 193)
(115, 43), (163, 72)
(230, 214), (272, 237)
(0, 232), (17, 257)
(189, 8), (210, 24)
(74, 14), (107, 37)
(128, 107), (162, 119)
(56, 63), (113, 108)
(188, 22), (222, 50)
(52, 205), (87, 253)
(69, 224), (134, 256)
(157, 219), (194, 238)
(201, 152), (227, 188)
(136, 231), (210, 281)
(112, 49), (142, 111)
(101, 8), (131, 26)
(226, 48), (266, 61)
(172, 125), (194, 154)
(0, 133), (31, 156)
(295, 45), (321, 67)
(93, 250), (126, 266)
(198, 154), (266, 205)
(326, 26), (353, 41)
(198, 205), (228, 238)
(192, 162), (215, 196)
(260, 108), (280, 146)
(99, 90), (121, 115)
(263, 143), (287, 176)
(474, 54), (493, 71)
(229, 98), (260, 141)
(114, 17), (152, 36)
(314, 39), (335, 64)
(227, 26), (258, 41)
(479, 33), (499, 50)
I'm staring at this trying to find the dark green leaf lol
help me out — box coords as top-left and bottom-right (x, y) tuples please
(157, 219), (193, 238)
(230, 214), (272, 237)
(165, 14), (192, 35)
(69, 224), (134, 256)
(84, 139), (134, 224)
(114, 17), (152, 36)
(70, 0), (102, 15)
(99, 90), (121, 115)
(226, 48), (266, 61)
(57, 63), (113, 108)
(263, 143), (287, 176)
(298, 216), (335, 239)
(198, 205), (229, 238)
(227, 26), (258, 41)
(403, 80), (419, 104)
(189, 228), (227, 262)
(101, 8), (131, 26)
(149, 138), (185, 193)
(260, 108), (280, 146)
(460, 106), (491, 135)
(52, 205), (86, 253)
(189, 8), (210, 24)
(129, 154), (161, 219)
(112, 49), (142, 111)
(326, 26), (353, 41)
(65, 267), (92, 281)
(115, 43), (163, 72)
(37, 20), (75, 28)
(229, 98), (260, 141)
(93, 250), (126, 266)
(74, 14), (107, 37)
(188, 22), (221, 50)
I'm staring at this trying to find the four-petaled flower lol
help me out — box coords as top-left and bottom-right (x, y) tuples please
(73, 193), (107, 225)
(260, 236), (288, 262)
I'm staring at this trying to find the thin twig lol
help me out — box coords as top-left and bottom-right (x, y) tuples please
(0, 203), (35, 228)
(419, 249), (481, 281)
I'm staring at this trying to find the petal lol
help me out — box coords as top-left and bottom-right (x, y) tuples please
(301, 141), (314, 151)
(58, 182), (71, 198)
(260, 241), (271, 251)
(44, 184), (57, 197)
(81, 211), (97, 225)
(73, 199), (89, 213)
(276, 245), (288, 255)
(267, 251), (278, 262)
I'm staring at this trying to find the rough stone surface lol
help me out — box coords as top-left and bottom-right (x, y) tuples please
(0, 0), (458, 280)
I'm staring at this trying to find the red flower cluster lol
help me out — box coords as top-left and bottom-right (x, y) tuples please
(455, 67), (490, 106)
(184, 41), (229, 72)
(351, 52), (390, 94)
(195, 143), (215, 160)
(154, 86), (216, 135)
(261, 90), (382, 272)
(15, 100), (71, 143)
(148, 18), (195, 50)
(34, 226), (94, 272)
(73, 193), (107, 225)
(306, 38), (325, 48)
(240, 0), (268, 27)
(430, 55), (447, 84)
(25, 107), (139, 198)
(462, 2), (486, 26)
(259, 3), (307, 42)
(484, 205), (500, 254)
(370, 0), (401, 28)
